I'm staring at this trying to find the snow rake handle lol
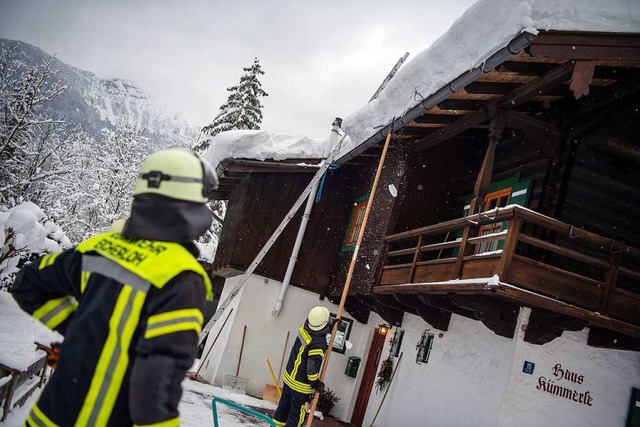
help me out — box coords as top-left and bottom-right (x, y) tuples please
(305, 130), (395, 427)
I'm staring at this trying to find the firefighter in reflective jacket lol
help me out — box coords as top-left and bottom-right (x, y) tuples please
(273, 306), (332, 427)
(11, 148), (219, 427)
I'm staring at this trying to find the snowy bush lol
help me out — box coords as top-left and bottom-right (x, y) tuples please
(0, 202), (71, 290)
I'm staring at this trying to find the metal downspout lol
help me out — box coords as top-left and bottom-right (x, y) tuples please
(271, 180), (320, 316)
(272, 119), (343, 316)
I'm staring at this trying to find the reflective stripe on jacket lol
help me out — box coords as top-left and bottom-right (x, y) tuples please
(12, 232), (211, 427)
(282, 322), (329, 395)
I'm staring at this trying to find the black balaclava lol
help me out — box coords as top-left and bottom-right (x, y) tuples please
(122, 193), (212, 243)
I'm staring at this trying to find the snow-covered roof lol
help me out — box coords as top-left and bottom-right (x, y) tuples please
(339, 0), (640, 157)
(204, 0), (639, 170)
(202, 130), (333, 174)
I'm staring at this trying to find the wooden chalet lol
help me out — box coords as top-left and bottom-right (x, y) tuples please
(211, 30), (640, 351)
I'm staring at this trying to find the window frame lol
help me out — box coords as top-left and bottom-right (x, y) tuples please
(476, 187), (512, 254)
(341, 194), (370, 252)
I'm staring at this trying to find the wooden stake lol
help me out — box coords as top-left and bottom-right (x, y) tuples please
(236, 325), (247, 377)
(277, 331), (290, 382)
(305, 131), (395, 426)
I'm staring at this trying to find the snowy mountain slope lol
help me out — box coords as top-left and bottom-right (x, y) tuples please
(0, 38), (198, 149)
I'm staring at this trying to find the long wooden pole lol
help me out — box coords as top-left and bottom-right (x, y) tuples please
(305, 131), (395, 426)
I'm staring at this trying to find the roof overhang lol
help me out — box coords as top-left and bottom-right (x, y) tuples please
(338, 30), (640, 166)
(210, 158), (322, 199)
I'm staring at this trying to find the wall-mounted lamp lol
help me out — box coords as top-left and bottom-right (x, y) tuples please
(416, 329), (435, 365)
(377, 324), (390, 336)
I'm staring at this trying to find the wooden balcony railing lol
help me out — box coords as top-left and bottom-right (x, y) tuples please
(377, 205), (640, 337)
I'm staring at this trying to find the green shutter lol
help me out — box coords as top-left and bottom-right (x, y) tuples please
(455, 174), (531, 254)
(509, 179), (531, 207)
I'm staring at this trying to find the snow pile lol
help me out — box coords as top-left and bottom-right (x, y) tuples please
(0, 202), (72, 287)
(0, 290), (61, 372)
(202, 130), (332, 172)
(339, 0), (640, 155)
(195, 240), (217, 264)
(180, 379), (277, 427)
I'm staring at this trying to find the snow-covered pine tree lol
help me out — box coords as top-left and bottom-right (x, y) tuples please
(195, 59), (268, 258)
(198, 58), (268, 149)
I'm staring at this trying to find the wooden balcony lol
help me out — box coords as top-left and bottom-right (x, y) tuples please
(377, 205), (640, 338)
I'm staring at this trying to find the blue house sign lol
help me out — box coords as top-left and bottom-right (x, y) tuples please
(523, 360), (535, 375)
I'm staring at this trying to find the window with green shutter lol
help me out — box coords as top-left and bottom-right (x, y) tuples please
(342, 194), (370, 252)
(459, 173), (531, 254)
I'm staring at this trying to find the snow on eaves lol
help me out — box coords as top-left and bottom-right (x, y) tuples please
(202, 130), (333, 173)
(339, 0), (640, 157)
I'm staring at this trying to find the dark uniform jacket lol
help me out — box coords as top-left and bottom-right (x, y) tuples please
(282, 321), (330, 395)
(12, 231), (212, 427)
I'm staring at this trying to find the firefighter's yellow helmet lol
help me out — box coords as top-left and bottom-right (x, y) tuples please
(308, 306), (331, 331)
(133, 148), (219, 203)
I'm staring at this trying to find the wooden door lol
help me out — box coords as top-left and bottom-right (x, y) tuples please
(350, 327), (386, 426)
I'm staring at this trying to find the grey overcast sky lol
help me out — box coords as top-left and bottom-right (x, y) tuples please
(0, 0), (478, 139)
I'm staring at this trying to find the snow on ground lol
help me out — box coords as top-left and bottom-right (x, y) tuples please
(180, 379), (277, 427)
(0, 372), (277, 426)
(0, 291), (60, 372)
(0, 292), (274, 426)
(0, 290), (59, 426)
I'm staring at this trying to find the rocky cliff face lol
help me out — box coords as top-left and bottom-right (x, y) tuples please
(1, 38), (198, 150)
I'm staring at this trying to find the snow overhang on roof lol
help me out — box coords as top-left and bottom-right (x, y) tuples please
(336, 0), (640, 163)
(202, 129), (331, 175)
(202, 130), (337, 199)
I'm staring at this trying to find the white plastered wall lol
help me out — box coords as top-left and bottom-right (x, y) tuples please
(362, 309), (640, 427)
(199, 274), (381, 421)
(364, 312), (515, 427)
(498, 317), (640, 427)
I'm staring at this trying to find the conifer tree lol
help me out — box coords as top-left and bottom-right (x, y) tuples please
(198, 58), (268, 150)
(195, 59), (268, 257)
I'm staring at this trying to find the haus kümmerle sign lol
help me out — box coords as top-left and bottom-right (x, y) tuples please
(536, 363), (593, 406)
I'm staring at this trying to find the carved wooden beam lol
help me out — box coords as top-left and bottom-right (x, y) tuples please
(413, 61), (575, 152)
(394, 294), (451, 331)
(524, 308), (586, 345)
(569, 60), (596, 99)
(473, 112), (506, 204)
(572, 75), (640, 118)
(529, 32), (640, 61)
(503, 110), (564, 143)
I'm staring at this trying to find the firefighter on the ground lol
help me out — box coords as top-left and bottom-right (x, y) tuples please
(11, 148), (219, 427)
(273, 306), (333, 427)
